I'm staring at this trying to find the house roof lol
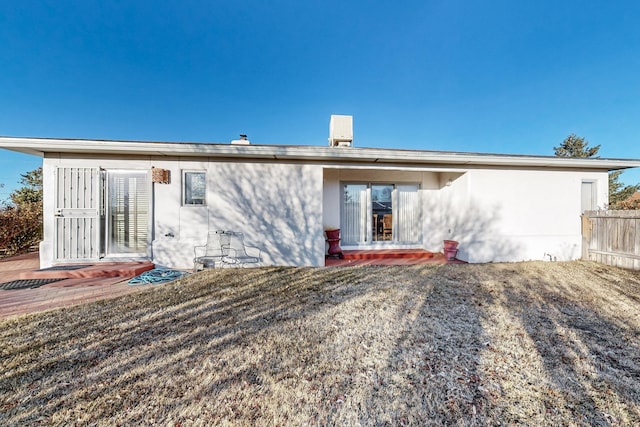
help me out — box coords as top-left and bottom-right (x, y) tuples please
(1, 136), (639, 171)
(627, 192), (640, 202)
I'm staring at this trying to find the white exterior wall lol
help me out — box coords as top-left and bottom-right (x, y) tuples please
(153, 160), (325, 268)
(442, 169), (608, 263)
(41, 155), (325, 269)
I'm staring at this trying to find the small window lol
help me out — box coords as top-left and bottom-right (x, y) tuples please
(183, 171), (206, 206)
(581, 180), (596, 212)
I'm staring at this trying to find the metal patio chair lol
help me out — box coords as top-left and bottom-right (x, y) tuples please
(193, 230), (231, 271)
(221, 232), (262, 267)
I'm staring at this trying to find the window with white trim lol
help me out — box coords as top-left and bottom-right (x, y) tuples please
(183, 171), (206, 206)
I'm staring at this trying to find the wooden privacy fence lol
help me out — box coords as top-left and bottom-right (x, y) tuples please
(582, 210), (640, 270)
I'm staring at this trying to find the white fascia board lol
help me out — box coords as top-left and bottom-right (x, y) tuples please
(1, 136), (639, 171)
(0, 143), (45, 157)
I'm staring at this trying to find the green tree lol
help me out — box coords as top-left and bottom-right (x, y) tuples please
(554, 134), (639, 209)
(609, 171), (640, 209)
(553, 133), (601, 158)
(0, 167), (43, 257)
(10, 166), (43, 206)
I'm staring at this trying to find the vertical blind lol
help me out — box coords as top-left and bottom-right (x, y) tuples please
(342, 184), (368, 244)
(396, 185), (420, 243)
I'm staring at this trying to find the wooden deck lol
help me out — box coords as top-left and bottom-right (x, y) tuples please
(0, 252), (155, 319)
(325, 249), (467, 266)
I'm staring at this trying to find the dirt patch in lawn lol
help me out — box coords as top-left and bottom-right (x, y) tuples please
(1, 261), (640, 425)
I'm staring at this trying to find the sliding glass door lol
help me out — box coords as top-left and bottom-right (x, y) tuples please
(341, 183), (420, 245)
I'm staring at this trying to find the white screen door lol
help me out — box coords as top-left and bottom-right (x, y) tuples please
(54, 167), (101, 261)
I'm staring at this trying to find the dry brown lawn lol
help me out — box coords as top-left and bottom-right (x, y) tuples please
(1, 261), (640, 426)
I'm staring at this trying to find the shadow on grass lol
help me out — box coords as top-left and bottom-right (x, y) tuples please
(499, 264), (640, 425)
(356, 265), (494, 425)
(0, 267), (387, 424)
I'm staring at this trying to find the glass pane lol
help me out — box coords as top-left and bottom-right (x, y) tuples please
(185, 172), (206, 205)
(372, 184), (393, 241)
(342, 184), (368, 244)
(108, 171), (148, 255)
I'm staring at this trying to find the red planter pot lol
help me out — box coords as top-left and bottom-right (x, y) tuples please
(325, 229), (343, 258)
(325, 229), (340, 240)
(443, 240), (459, 260)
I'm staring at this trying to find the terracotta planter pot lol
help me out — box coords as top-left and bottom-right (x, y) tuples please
(444, 248), (458, 260)
(443, 240), (459, 250)
(443, 240), (459, 260)
(325, 229), (340, 240)
(325, 229), (343, 258)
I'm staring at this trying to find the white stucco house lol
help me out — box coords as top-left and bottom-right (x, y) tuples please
(1, 125), (639, 269)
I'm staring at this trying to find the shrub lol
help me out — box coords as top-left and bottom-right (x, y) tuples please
(0, 202), (43, 257)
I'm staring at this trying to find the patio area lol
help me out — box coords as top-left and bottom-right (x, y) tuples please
(0, 252), (155, 319)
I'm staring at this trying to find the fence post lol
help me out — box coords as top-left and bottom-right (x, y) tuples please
(581, 213), (592, 261)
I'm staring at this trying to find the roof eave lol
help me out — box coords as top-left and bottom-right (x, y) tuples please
(1, 136), (639, 171)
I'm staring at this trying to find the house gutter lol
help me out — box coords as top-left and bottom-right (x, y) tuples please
(1, 136), (640, 171)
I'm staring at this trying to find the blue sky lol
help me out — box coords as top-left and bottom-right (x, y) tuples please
(2, 0), (640, 200)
